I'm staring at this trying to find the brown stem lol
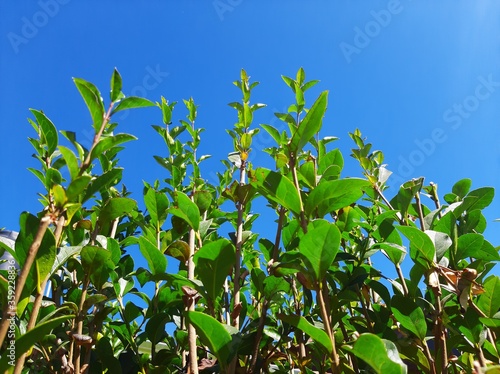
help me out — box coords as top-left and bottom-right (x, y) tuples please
(395, 263), (409, 296)
(423, 340), (437, 374)
(187, 225), (199, 374)
(415, 192), (426, 231)
(433, 292), (448, 374)
(317, 282), (340, 373)
(13, 215), (65, 372)
(74, 277), (89, 374)
(0, 215), (51, 347)
(79, 102), (114, 175)
(249, 207), (286, 373)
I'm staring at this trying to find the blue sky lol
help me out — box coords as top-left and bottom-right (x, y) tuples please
(1, 1), (500, 277)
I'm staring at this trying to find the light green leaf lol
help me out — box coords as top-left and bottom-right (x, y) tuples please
(144, 186), (169, 227)
(396, 226), (436, 269)
(289, 91), (328, 153)
(139, 236), (167, 276)
(187, 311), (236, 368)
(73, 77), (105, 132)
(168, 191), (200, 231)
(111, 96), (156, 114)
(305, 178), (370, 217)
(478, 276), (500, 318)
(248, 168), (301, 215)
(345, 333), (407, 374)
(90, 133), (137, 161)
(59, 145), (80, 181)
(110, 67), (124, 102)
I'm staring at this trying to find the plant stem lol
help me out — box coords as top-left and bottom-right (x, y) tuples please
(248, 207), (285, 373)
(187, 225), (199, 374)
(423, 340), (437, 374)
(13, 215), (65, 372)
(415, 192), (426, 231)
(74, 277), (90, 374)
(0, 214), (52, 347)
(317, 282), (340, 373)
(395, 263), (409, 296)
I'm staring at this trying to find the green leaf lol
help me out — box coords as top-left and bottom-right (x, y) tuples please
(144, 186), (170, 227)
(345, 333), (406, 374)
(455, 187), (495, 216)
(66, 175), (91, 202)
(193, 239), (235, 302)
(305, 178), (370, 217)
(0, 315), (75, 373)
(59, 145), (80, 181)
(248, 168), (302, 215)
(73, 77), (105, 132)
(279, 314), (332, 354)
(391, 295), (427, 341)
(83, 168), (123, 202)
(289, 91), (328, 153)
(97, 197), (137, 235)
(260, 124), (282, 145)
(139, 236), (167, 276)
(35, 230), (56, 293)
(425, 230), (451, 261)
(168, 191), (200, 231)
(299, 220), (340, 283)
(90, 133), (137, 161)
(456, 233), (485, 262)
(111, 96), (155, 115)
(49, 245), (82, 278)
(81, 246), (115, 290)
(187, 311), (236, 368)
(30, 109), (58, 156)
(478, 276), (500, 318)
(110, 67), (124, 102)
(452, 178), (472, 198)
(263, 276), (291, 300)
(396, 226), (436, 269)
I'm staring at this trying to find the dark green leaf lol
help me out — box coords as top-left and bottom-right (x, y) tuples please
(81, 246), (115, 290)
(0, 315), (74, 372)
(279, 314), (332, 354)
(144, 186), (169, 227)
(452, 178), (472, 198)
(97, 197), (137, 235)
(299, 220), (340, 283)
(193, 239), (235, 302)
(391, 295), (427, 341)
(30, 109), (58, 156)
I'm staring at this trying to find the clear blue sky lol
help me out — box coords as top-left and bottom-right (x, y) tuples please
(1, 2), (499, 275)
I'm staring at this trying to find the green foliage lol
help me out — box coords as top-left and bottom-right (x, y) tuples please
(1, 68), (499, 374)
